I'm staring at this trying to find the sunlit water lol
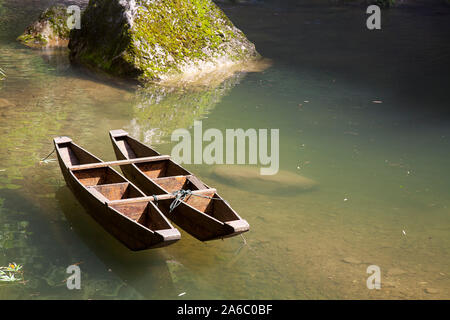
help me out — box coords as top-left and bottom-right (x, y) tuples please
(0, 0), (449, 299)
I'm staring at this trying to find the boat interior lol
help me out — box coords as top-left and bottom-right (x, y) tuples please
(135, 159), (189, 179)
(185, 192), (239, 222)
(73, 167), (144, 201)
(150, 172), (208, 194)
(113, 135), (159, 159)
(111, 133), (240, 222)
(110, 201), (173, 231)
(114, 135), (210, 191)
(56, 140), (144, 202)
(57, 141), (101, 166)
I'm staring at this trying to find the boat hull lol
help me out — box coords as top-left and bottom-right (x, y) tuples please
(54, 138), (180, 250)
(109, 131), (249, 241)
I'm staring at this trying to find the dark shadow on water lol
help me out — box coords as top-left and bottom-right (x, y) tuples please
(36, 46), (140, 92)
(54, 186), (178, 299)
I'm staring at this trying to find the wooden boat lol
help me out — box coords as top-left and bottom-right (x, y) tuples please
(109, 129), (249, 241)
(53, 136), (181, 251)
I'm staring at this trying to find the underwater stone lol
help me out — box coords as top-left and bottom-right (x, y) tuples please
(0, 98), (15, 108)
(17, 5), (72, 48)
(69, 0), (260, 83)
(211, 165), (318, 195)
(424, 288), (439, 294)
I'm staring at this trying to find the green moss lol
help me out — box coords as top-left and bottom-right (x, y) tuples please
(131, 0), (239, 80)
(17, 33), (48, 45)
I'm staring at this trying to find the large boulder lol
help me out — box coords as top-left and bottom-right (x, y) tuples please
(69, 0), (261, 83)
(17, 5), (72, 48)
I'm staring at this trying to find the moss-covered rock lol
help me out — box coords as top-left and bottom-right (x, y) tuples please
(69, 0), (260, 83)
(17, 5), (71, 48)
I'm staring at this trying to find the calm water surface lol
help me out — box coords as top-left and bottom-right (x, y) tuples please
(0, 0), (449, 299)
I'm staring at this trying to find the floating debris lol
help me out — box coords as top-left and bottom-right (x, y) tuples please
(178, 292), (186, 297)
(402, 230), (407, 236)
(372, 100), (383, 104)
(39, 158), (57, 165)
(342, 257), (361, 264)
(0, 263), (23, 283)
(39, 147), (57, 164)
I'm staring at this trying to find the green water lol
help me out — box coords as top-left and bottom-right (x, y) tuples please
(1, 0), (449, 299)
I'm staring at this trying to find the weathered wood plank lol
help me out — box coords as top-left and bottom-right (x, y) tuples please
(107, 188), (217, 205)
(69, 155), (171, 171)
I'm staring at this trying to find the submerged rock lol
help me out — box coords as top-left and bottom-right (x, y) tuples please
(424, 288), (439, 294)
(211, 165), (318, 195)
(17, 5), (72, 48)
(69, 0), (261, 83)
(0, 98), (15, 108)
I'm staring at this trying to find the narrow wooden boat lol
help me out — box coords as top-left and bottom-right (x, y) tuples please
(109, 129), (249, 241)
(53, 136), (181, 251)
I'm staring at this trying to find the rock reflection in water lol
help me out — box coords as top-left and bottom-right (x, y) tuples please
(127, 72), (246, 145)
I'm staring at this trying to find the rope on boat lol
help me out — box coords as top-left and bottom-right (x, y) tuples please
(40, 146), (56, 163)
(169, 189), (225, 213)
(169, 190), (192, 213)
(234, 234), (248, 256)
(152, 194), (158, 207)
